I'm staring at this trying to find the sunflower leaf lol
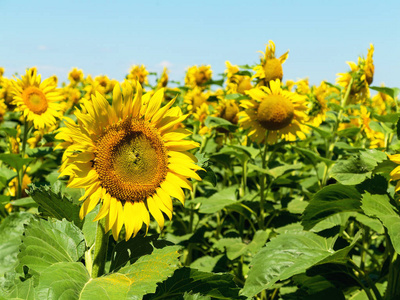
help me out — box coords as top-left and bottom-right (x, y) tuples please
(361, 192), (400, 254)
(147, 267), (242, 300)
(0, 154), (34, 173)
(302, 184), (362, 230)
(16, 218), (86, 279)
(27, 184), (83, 228)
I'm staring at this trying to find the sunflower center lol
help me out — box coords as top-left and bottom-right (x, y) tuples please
(257, 95), (294, 130)
(221, 101), (239, 124)
(263, 58), (283, 83)
(94, 118), (168, 202)
(22, 86), (48, 115)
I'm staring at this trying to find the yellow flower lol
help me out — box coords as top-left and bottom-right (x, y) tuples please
(214, 98), (240, 125)
(127, 65), (149, 85)
(56, 82), (201, 240)
(388, 154), (400, 192)
(11, 68), (64, 129)
(68, 68), (84, 84)
(238, 79), (308, 144)
(253, 41), (289, 86)
(336, 44), (374, 104)
(156, 67), (169, 90)
(184, 87), (210, 112)
(225, 61), (253, 94)
(371, 84), (395, 115)
(0, 98), (7, 123)
(359, 106), (385, 148)
(185, 65), (212, 88)
(0, 67), (4, 78)
(306, 82), (329, 127)
(0, 77), (15, 105)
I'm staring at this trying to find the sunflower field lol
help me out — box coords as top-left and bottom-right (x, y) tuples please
(0, 41), (399, 300)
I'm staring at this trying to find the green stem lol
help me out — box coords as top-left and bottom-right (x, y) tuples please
(91, 218), (109, 278)
(350, 260), (382, 300)
(239, 159), (248, 198)
(385, 233), (400, 300)
(258, 132), (269, 229)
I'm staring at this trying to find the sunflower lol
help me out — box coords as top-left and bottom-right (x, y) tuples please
(156, 67), (169, 90)
(388, 154), (400, 192)
(306, 82), (329, 127)
(184, 87), (211, 112)
(127, 65), (149, 86)
(0, 67), (4, 78)
(185, 65), (212, 88)
(68, 68), (84, 85)
(56, 82), (201, 240)
(359, 106), (385, 149)
(214, 98), (240, 125)
(224, 61), (252, 94)
(371, 84), (395, 115)
(336, 44), (374, 104)
(0, 98), (6, 123)
(11, 68), (64, 130)
(253, 41), (289, 86)
(238, 79), (308, 144)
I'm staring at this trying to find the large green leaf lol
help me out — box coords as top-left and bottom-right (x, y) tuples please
(370, 86), (400, 101)
(0, 154), (34, 172)
(27, 185), (83, 228)
(361, 192), (400, 254)
(0, 212), (33, 277)
(193, 186), (238, 214)
(17, 218), (86, 278)
(241, 230), (357, 298)
(35, 262), (90, 300)
(147, 267), (241, 300)
(302, 184), (361, 230)
(330, 150), (387, 185)
(3, 278), (35, 300)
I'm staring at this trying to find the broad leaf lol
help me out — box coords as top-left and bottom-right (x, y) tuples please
(193, 186), (238, 214)
(361, 192), (400, 254)
(17, 218), (86, 278)
(0, 154), (33, 172)
(27, 185), (83, 228)
(302, 184), (361, 230)
(147, 267), (241, 300)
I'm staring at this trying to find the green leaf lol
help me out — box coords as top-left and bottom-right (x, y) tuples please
(302, 184), (361, 230)
(0, 127), (18, 138)
(224, 93), (249, 101)
(197, 166), (217, 187)
(17, 218), (86, 278)
(120, 246), (181, 299)
(0, 213), (33, 277)
(35, 262), (90, 300)
(193, 186), (238, 214)
(337, 127), (361, 137)
(27, 185), (83, 228)
(370, 86), (400, 100)
(372, 112), (400, 123)
(330, 150), (386, 185)
(190, 255), (224, 273)
(0, 154), (34, 172)
(148, 267), (241, 300)
(241, 231), (342, 298)
(4, 278), (35, 300)
(25, 147), (54, 158)
(361, 192), (400, 254)
(204, 116), (237, 132)
(293, 147), (333, 165)
(267, 163), (303, 179)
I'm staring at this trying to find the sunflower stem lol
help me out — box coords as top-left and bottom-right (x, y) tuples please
(92, 218), (109, 278)
(258, 131), (269, 229)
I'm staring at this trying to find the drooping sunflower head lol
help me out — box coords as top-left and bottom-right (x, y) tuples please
(336, 44), (374, 104)
(214, 98), (240, 125)
(253, 41), (289, 86)
(127, 65), (149, 85)
(68, 68), (84, 84)
(156, 67), (169, 89)
(57, 82), (202, 240)
(0, 67), (4, 78)
(306, 81), (329, 127)
(184, 86), (210, 112)
(11, 68), (64, 129)
(185, 65), (212, 88)
(238, 79), (309, 144)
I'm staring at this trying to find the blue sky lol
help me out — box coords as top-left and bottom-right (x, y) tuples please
(1, 0), (399, 88)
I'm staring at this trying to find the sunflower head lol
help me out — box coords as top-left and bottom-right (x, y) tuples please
(11, 68), (63, 129)
(156, 67), (169, 89)
(216, 99), (240, 125)
(238, 79), (308, 144)
(185, 65), (212, 88)
(0, 67), (4, 78)
(68, 68), (84, 84)
(225, 61), (253, 94)
(0, 99), (7, 123)
(127, 65), (149, 85)
(57, 82), (201, 240)
(253, 41), (289, 85)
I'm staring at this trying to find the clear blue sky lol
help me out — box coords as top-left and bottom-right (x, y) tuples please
(1, 0), (399, 88)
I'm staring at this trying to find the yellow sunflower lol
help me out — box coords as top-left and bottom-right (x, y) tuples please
(56, 82), (201, 240)
(68, 68), (84, 85)
(306, 82), (329, 127)
(184, 87), (211, 112)
(388, 154), (400, 192)
(0, 67), (4, 78)
(185, 65), (212, 88)
(371, 84), (395, 115)
(214, 98), (240, 125)
(127, 65), (149, 86)
(238, 79), (308, 144)
(156, 67), (169, 90)
(336, 44), (374, 104)
(253, 41), (289, 86)
(225, 61), (252, 94)
(0, 98), (7, 123)
(11, 68), (64, 130)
